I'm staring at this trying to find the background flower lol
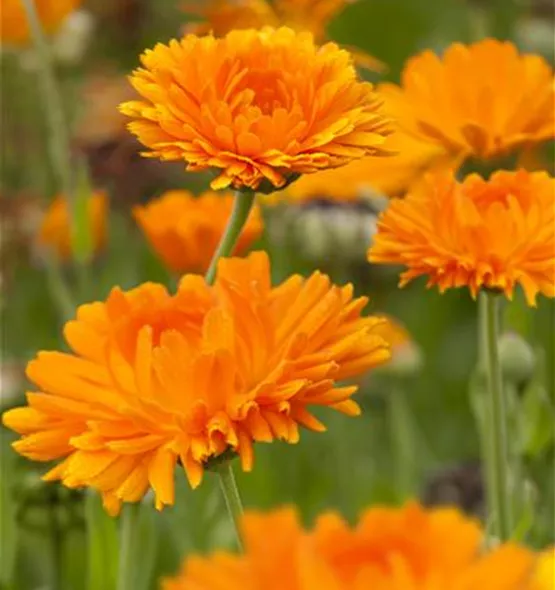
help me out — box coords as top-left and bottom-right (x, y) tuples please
(134, 190), (263, 273)
(1, 0), (80, 45)
(380, 39), (555, 162)
(36, 191), (107, 260)
(120, 27), (393, 192)
(162, 502), (545, 589)
(2, 252), (390, 514)
(181, 0), (385, 71)
(368, 170), (555, 305)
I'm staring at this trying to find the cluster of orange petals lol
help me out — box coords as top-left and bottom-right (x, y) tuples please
(182, 0), (385, 71)
(120, 27), (393, 192)
(37, 192), (108, 260)
(163, 502), (553, 590)
(133, 190), (263, 273)
(0, 0), (79, 44)
(2, 252), (390, 515)
(368, 170), (555, 306)
(278, 131), (449, 203)
(381, 39), (555, 162)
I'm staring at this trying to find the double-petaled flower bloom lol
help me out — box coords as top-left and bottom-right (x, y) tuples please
(368, 170), (555, 306)
(120, 27), (393, 192)
(2, 252), (390, 515)
(381, 39), (555, 164)
(133, 190), (263, 273)
(162, 502), (553, 589)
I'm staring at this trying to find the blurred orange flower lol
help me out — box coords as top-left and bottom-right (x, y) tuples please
(133, 190), (263, 273)
(2, 251), (390, 515)
(368, 170), (555, 306)
(37, 192), (107, 260)
(120, 27), (393, 193)
(1, 0), (80, 44)
(274, 131), (450, 203)
(162, 502), (546, 589)
(182, 0), (385, 72)
(381, 39), (555, 162)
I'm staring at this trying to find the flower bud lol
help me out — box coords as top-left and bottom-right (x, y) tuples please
(498, 331), (536, 386)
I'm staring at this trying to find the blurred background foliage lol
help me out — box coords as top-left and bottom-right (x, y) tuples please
(1, 0), (554, 588)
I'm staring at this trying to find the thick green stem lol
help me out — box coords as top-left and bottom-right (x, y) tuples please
(117, 503), (140, 590)
(482, 292), (513, 540)
(205, 191), (256, 284)
(215, 462), (244, 550)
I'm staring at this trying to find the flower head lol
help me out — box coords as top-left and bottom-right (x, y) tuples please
(162, 502), (546, 589)
(381, 39), (555, 161)
(2, 251), (390, 514)
(133, 190), (263, 273)
(368, 169), (555, 306)
(120, 27), (393, 192)
(37, 192), (108, 260)
(275, 130), (449, 203)
(182, 0), (385, 71)
(1, 0), (79, 45)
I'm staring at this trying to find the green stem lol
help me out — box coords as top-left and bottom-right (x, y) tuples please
(20, 0), (73, 198)
(49, 498), (63, 590)
(388, 384), (415, 501)
(117, 503), (140, 590)
(45, 254), (75, 321)
(205, 190), (256, 284)
(482, 292), (513, 540)
(21, 0), (83, 313)
(215, 462), (244, 550)
(203, 191), (253, 549)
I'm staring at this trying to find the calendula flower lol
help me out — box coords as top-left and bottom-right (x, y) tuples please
(1, 0), (80, 45)
(368, 170), (555, 306)
(182, 0), (385, 72)
(37, 192), (108, 260)
(2, 251), (390, 515)
(120, 27), (393, 193)
(380, 39), (555, 162)
(162, 502), (547, 589)
(275, 131), (449, 203)
(133, 190), (263, 273)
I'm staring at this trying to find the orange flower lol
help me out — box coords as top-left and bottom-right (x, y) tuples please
(1, 0), (80, 45)
(368, 170), (555, 306)
(274, 131), (450, 203)
(162, 502), (546, 589)
(2, 251), (390, 515)
(120, 27), (393, 193)
(380, 39), (555, 162)
(37, 192), (108, 260)
(133, 190), (263, 273)
(182, 0), (385, 72)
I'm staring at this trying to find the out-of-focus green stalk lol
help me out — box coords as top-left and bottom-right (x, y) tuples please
(117, 503), (140, 590)
(44, 253), (75, 321)
(481, 292), (513, 540)
(388, 385), (415, 500)
(20, 0), (72, 199)
(21, 0), (90, 310)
